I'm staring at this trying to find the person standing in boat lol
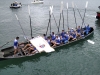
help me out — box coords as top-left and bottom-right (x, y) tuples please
(13, 36), (20, 55)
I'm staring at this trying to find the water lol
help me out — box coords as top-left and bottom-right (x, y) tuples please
(0, 0), (100, 75)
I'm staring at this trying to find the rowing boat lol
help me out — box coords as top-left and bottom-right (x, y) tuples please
(0, 27), (94, 60)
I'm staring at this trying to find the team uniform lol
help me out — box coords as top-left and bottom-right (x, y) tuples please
(14, 39), (19, 49)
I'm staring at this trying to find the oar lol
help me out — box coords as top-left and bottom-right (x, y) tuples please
(46, 7), (51, 36)
(61, 1), (65, 31)
(72, 2), (77, 29)
(75, 4), (83, 25)
(82, 1), (88, 28)
(28, 5), (33, 38)
(0, 40), (12, 49)
(15, 14), (27, 40)
(66, 2), (69, 30)
(51, 6), (59, 30)
(87, 39), (95, 44)
(49, 6), (52, 35)
(58, 1), (63, 33)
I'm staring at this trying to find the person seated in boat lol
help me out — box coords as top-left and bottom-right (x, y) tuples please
(22, 42), (33, 51)
(46, 36), (51, 45)
(14, 36), (20, 55)
(43, 34), (47, 40)
(63, 32), (70, 43)
(72, 31), (77, 41)
(60, 35), (65, 44)
(67, 29), (75, 41)
(50, 32), (56, 41)
(25, 46), (37, 55)
(70, 28), (74, 33)
(60, 30), (66, 38)
(13, 1), (18, 6)
(80, 30), (84, 37)
(52, 35), (61, 47)
(86, 24), (91, 34)
(76, 26), (81, 38)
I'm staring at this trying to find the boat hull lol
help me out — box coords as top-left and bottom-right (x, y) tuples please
(31, 1), (43, 4)
(0, 27), (94, 60)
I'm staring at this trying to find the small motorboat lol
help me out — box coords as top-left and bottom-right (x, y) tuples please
(96, 6), (100, 19)
(10, 1), (22, 8)
(31, 0), (43, 4)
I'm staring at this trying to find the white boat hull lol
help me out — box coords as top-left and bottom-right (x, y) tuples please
(31, 1), (43, 4)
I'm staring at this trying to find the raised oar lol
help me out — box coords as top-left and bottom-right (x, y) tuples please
(46, 6), (51, 36)
(49, 6), (52, 35)
(72, 2), (77, 29)
(28, 5), (33, 38)
(51, 6), (59, 30)
(75, 4), (83, 25)
(66, 2), (69, 30)
(82, 1), (88, 28)
(61, 1), (65, 31)
(15, 14), (27, 40)
(58, 1), (63, 33)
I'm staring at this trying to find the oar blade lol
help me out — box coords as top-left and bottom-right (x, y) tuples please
(28, 5), (30, 15)
(85, 1), (88, 8)
(87, 40), (95, 44)
(66, 3), (68, 9)
(60, 1), (63, 13)
(15, 14), (19, 20)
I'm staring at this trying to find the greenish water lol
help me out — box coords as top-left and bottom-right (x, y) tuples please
(0, 0), (100, 75)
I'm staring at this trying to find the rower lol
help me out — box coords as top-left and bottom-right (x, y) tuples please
(52, 35), (61, 47)
(43, 34), (47, 40)
(86, 24), (90, 34)
(76, 26), (81, 37)
(50, 32), (56, 41)
(60, 30), (66, 38)
(72, 32), (77, 40)
(13, 36), (20, 55)
(64, 32), (69, 43)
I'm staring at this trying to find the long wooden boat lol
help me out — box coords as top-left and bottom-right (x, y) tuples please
(0, 27), (94, 60)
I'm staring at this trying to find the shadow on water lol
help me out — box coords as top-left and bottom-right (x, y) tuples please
(0, 33), (94, 69)
(0, 52), (50, 69)
(95, 19), (100, 26)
